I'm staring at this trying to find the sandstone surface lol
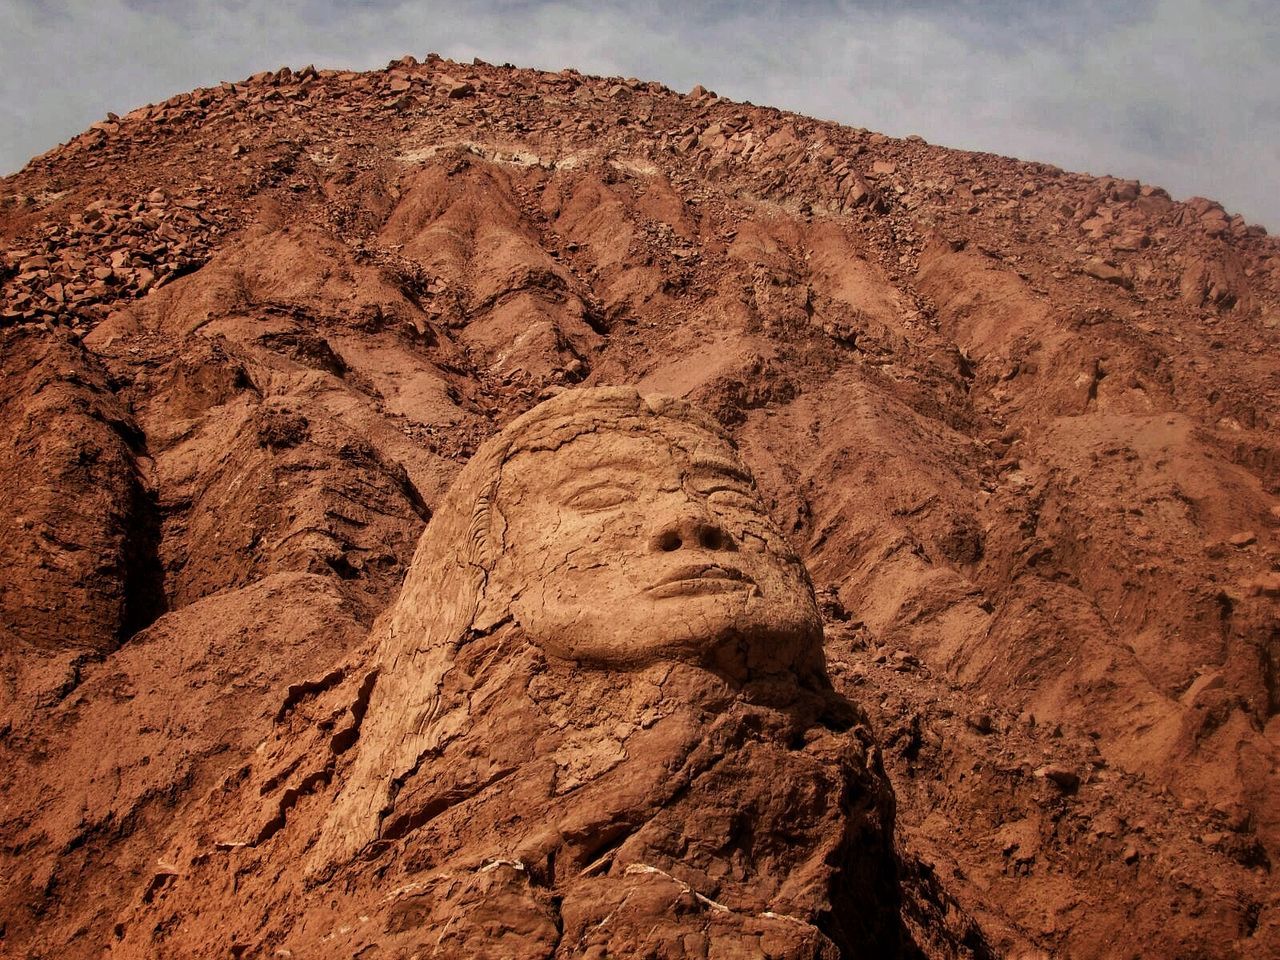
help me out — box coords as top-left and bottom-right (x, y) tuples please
(2, 55), (1279, 959)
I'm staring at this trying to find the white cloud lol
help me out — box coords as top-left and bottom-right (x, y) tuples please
(2, 0), (1276, 227)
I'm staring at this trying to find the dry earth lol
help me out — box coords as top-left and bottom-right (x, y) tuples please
(1, 55), (1278, 958)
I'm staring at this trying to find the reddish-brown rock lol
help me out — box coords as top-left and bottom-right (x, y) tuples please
(2, 56), (1278, 960)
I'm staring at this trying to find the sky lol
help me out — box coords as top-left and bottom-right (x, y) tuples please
(2, 0), (1277, 228)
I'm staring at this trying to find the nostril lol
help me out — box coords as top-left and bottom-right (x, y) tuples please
(699, 527), (723, 550)
(659, 531), (682, 552)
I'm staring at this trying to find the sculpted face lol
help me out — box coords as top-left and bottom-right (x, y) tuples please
(491, 417), (822, 671)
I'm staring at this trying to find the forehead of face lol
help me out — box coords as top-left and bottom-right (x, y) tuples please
(495, 388), (731, 458)
(502, 417), (749, 499)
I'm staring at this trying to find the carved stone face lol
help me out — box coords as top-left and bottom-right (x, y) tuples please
(492, 417), (822, 671)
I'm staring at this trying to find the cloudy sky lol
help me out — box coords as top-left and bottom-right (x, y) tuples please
(3, 0), (1277, 227)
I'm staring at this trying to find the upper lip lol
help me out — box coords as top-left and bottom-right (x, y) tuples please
(648, 563), (755, 589)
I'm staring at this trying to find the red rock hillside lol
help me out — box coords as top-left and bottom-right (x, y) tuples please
(1, 55), (1278, 958)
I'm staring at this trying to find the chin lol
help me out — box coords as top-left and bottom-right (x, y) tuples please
(530, 598), (820, 670)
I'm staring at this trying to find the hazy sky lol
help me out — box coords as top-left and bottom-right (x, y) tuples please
(3, 0), (1277, 228)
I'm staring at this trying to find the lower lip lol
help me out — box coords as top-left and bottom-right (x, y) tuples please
(645, 578), (755, 599)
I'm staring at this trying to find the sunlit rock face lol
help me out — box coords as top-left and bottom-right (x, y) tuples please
(304, 387), (905, 959)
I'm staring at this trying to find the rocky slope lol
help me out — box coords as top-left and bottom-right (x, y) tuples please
(1, 55), (1278, 958)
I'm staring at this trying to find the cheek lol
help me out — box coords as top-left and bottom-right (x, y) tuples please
(527, 533), (650, 615)
(538, 509), (649, 556)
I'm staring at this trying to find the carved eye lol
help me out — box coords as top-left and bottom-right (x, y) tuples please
(704, 485), (761, 512)
(566, 484), (630, 513)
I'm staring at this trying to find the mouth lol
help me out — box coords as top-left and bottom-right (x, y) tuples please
(645, 563), (758, 599)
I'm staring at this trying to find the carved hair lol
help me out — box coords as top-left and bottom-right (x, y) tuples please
(311, 387), (737, 871)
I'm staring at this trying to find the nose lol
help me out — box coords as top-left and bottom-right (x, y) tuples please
(649, 513), (736, 553)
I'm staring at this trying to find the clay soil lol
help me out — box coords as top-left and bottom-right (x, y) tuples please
(2, 56), (1278, 958)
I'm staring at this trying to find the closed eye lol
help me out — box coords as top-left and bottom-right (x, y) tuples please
(704, 486), (762, 511)
(565, 483), (631, 512)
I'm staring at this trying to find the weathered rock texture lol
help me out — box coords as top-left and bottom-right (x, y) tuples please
(116, 386), (907, 959)
(2, 54), (1279, 959)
